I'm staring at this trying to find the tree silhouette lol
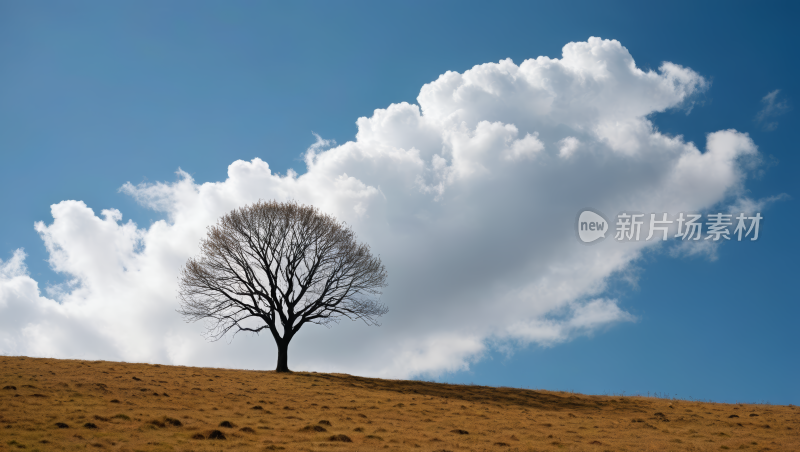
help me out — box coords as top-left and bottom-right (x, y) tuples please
(178, 200), (388, 372)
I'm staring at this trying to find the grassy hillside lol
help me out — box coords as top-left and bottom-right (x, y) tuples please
(0, 356), (796, 451)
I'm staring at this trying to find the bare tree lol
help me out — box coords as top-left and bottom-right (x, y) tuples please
(178, 200), (388, 372)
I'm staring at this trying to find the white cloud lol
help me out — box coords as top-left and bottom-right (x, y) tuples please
(505, 131), (545, 161)
(728, 194), (789, 216)
(668, 238), (722, 261)
(755, 89), (790, 131)
(0, 38), (764, 378)
(506, 298), (635, 346)
(557, 136), (580, 159)
(667, 192), (786, 262)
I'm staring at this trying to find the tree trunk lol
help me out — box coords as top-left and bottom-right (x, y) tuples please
(275, 338), (290, 372)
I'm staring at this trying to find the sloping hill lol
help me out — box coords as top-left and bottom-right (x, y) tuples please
(0, 356), (796, 451)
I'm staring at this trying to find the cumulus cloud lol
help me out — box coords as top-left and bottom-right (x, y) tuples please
(0, 38), (764, 378)
(557, 137), (580, 159)
(755, 89), (790, 131)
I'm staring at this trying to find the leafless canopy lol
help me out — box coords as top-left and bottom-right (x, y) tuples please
(177, 200), (388, 371)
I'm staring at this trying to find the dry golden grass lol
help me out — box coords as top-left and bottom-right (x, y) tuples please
(0, 356), (797, 451)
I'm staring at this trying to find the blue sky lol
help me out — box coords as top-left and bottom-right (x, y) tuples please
(1, 1), (797, 404)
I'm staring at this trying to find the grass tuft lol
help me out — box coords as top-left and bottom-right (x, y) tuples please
(329, 434), (352, 442)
